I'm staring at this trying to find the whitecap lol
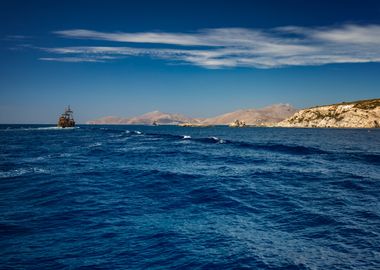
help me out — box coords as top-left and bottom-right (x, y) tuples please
(183, 135), (191, 139)
(208, 136), (226, 144)
(0, 169), (28, 178)
(88, 142), (102, 147)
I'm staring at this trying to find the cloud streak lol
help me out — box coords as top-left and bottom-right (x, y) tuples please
(38, 24), (380, 68)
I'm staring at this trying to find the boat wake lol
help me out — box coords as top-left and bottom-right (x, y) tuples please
(1, 126), (79, 131)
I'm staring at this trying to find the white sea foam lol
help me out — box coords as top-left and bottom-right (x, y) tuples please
(88, 142), (102, 147)
(134, 131), (142, 135)
(37, 127), (64, 130)
(37, 126), (79, 130)
(209, 136), (225, 144)
(183, 135), (191, 139)
(0, 168), (49, 179)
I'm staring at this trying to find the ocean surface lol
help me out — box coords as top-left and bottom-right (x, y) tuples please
(0, 125), (379, 270)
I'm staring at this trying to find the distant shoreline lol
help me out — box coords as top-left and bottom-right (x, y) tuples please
(1, 123), (379, 130)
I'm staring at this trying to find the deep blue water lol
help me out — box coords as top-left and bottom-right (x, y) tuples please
(0, 125), (379, 269)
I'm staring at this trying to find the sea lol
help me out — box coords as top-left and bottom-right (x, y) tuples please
(0, 124), (379, 270)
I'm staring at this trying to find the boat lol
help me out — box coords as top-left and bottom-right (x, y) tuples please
(152, 120), (158, 126)
(58, 106), (75, 128)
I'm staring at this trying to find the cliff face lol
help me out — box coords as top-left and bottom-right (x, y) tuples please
(277, 99), (380, 128)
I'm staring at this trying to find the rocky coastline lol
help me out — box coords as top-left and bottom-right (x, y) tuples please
(276, 99), (380, 128)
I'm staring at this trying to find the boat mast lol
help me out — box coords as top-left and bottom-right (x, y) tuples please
(65, 105), (74, 120)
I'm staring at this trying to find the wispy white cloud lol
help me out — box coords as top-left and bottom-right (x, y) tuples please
(54, 29), (210, 46)
(309, 24), (380, 44)
(4, 35), (32, 41)
(39, 55), (117, 62)
(37, 24), (380, 68)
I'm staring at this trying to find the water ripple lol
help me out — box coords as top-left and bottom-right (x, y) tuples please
(0, 125), (379, 269)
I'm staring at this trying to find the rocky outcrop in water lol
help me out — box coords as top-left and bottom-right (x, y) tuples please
(277, 99), (380, 128)
(229, 120), (246, 127)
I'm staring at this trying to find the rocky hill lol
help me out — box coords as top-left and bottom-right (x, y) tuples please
(87, 116), (127, 124)
(201, 104), (297, 125)
(87, 111), (196, 125)
(86, 104), (297, 125)
(276, 98), (380, 128)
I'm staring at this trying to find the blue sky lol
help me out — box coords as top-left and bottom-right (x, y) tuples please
(1, 0), (380, 123)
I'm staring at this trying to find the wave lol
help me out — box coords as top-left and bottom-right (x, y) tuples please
(229, 141), (328, 155)
(145, 132), (326, 155)
(193, 137), (226, 144)
(327, 152), (380, 166)
(112, 131), (380, 162)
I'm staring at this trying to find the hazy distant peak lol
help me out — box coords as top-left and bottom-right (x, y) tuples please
(139, 111), (165, 117)
(142, 110), (162, 115)
(260, 103), (294, 109)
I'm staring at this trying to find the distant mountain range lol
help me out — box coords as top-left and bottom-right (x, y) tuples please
(86, 99), (380, 128)
(86, 104), (298, 125)
(87, 111), (196, 125)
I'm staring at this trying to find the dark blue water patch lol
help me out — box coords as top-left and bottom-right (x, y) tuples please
(225, 140), (328, 155)
(348, 152), (380, 166)
(0, 125), (379, 269)
(0, 223), (32, 236)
